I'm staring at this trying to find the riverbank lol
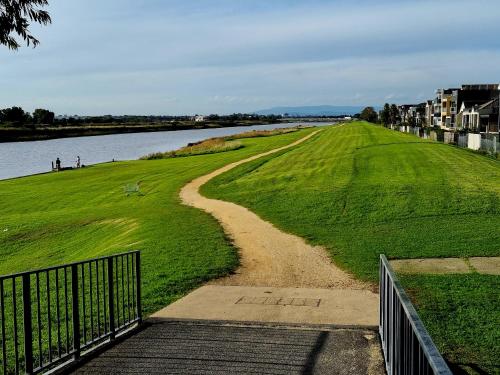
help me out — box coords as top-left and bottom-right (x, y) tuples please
(0, 121), (333, 180)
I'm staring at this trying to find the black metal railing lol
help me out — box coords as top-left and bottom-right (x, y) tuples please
(0, 251), (141, 374)
(379, 255), (452, 375)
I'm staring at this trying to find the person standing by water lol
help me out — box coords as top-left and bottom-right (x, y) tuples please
(55, 157), (61, 171)
(76, 156), (81, 168)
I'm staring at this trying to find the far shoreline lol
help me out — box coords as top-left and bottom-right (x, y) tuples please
(0, 118), (340, 143)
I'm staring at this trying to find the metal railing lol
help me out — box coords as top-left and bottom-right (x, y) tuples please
(0, 251), (141, 374)
(379, 255), (452, 375)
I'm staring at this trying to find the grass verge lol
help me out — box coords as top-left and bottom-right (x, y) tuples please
(401, 274), (500, 374)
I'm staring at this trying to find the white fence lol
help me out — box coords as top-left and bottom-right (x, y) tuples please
(458, 134), (467, 148)
(388, 125), (499, 156)
(443, 132), (455, 144)
(467, 134), (481, 150)
(481, 135), (499, 153)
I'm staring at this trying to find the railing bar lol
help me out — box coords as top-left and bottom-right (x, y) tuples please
(384, 273), (389, 355)
(95, 261), (100, 338)
(13, 278), (19, 375)
(412, 330), (417, 375)
(107, 258), (115, 341)
(89, 262), (94, 342)
(379, 255), (452, 375)
(131, 254), (136, 318)
(81, 263), (86, 345)
(55, 268), (62, 358)
(135, 252), (142, 323)
(115, 257), (119, 328)
(126, 254), (131, 322)
(102, 260), (107, 333)
(0, 251), (140, 281)
(409, 318), (412, 375)
(404, 318), (408, 375)
(64, 267), (70, 354)
(22, 274), (34, 374)
(121, 256), (125, 324)
(418, 344), (422, 374)
(46, 271), (52, 363)
(71, 265), (81, 361)
(0, 280), (7, 375)
(36, 273), (42, 368)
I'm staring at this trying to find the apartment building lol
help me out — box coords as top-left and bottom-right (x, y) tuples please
(457, 84), (500, 133)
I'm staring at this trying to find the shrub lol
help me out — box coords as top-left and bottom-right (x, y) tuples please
(141, 139), (243, 160)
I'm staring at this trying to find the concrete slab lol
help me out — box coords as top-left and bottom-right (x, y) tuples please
(390, 258), (470, 274)
(469, 257), (500, 275)
(73, 320), (385, 375)
(152, 285), (379, 327)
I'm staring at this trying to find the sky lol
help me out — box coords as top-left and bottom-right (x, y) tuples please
(0, 0), (499, 115)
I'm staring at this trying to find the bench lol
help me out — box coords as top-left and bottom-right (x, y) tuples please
(124, 182), (142, 196)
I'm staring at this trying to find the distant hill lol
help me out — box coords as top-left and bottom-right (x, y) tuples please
(254, 105), (367, 116)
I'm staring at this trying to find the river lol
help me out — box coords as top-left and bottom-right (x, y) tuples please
(0, 122), (332, 180)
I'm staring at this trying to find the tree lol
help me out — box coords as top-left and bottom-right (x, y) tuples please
(0, 0), (51, 50)
(380, 103), (391, 127)
(359, 106), (378, 123)
(390, 104), (400, 125)
(406, 115), (416, 127)
(33, 108), (54, 124)
(0, 106), (29, 125)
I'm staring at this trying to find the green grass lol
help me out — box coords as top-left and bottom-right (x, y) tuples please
(0, 127), (316, 315)
(401, 274), (500, 374)
(202, 121), (500, 372)
(203, 122), (500, 280)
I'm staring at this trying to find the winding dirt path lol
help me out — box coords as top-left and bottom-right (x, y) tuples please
(180, 130), (369, 290)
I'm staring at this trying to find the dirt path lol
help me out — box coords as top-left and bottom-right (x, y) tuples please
(180, 130), (369, 290)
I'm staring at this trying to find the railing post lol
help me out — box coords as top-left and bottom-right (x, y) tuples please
(71, 265), (80, 360)
(22, 275), (33, 375)
(135, 252), (142, 323)
(107, 258), (115, 341)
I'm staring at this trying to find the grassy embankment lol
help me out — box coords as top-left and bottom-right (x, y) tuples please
(0, 127), (316, 315)
(202, 122), (500, 374)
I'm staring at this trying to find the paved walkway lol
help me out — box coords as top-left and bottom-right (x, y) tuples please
(390, 256), (500, 275)
(152, 286), (378, 326)
(74, 320), (385, 375)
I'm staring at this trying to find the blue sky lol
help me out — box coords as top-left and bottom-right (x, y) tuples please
(1, 0), (499, 115)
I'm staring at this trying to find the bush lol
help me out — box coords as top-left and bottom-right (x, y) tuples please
(141, 139), (243, 160)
